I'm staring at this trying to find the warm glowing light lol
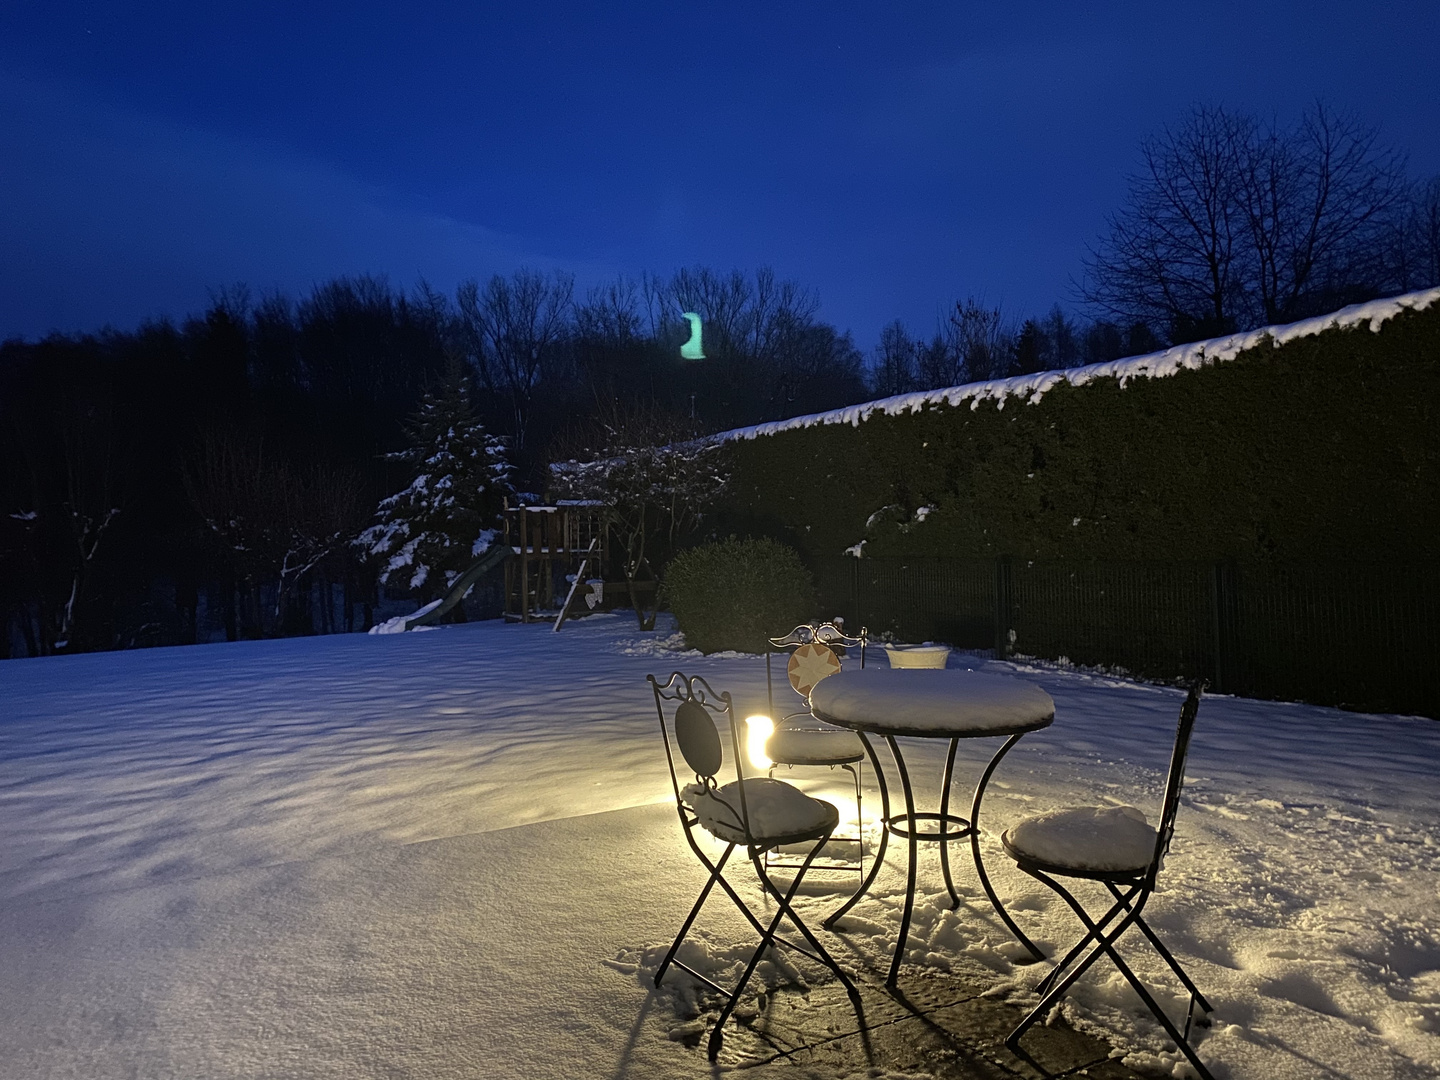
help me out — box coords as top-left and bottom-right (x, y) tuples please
(744, 714), (774, 770)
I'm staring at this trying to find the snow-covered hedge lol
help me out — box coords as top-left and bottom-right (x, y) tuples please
(709, 289), (1440, 565)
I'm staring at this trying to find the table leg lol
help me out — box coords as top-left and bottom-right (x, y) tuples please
(886, 734), (919, 988)
(936, 736), (962, 909)
(823, 731), (891, 929)
(969, 731), (1045, 962)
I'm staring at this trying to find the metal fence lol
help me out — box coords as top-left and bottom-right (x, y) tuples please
(812, 556), (1440, 719)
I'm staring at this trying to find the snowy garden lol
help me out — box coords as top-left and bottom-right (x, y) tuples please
(4, 611), (1439, 1079)
(5, 9), (1439, 1077)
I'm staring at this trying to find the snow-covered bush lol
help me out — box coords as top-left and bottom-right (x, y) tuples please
(356, 376), (512, 601)
(663, 538), (814, 653)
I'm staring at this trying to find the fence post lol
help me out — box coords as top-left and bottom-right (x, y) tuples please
(1210, 561), (1235, 693)
(994, 556), (1013, 659)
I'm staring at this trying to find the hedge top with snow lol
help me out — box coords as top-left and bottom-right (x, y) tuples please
(711, 286), (1440, 443)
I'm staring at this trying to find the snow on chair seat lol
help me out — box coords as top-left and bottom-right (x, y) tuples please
(682, 778), (839, 845)
(1003, 804), (1157, 875)
(764, 725), (863, 766)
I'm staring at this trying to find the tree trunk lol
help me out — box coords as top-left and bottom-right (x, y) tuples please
(19, 604), (41, 657)
(243, 583), (264, 639)
(176, 575), (198, 646)
(319, 578), (332, 639)
(223, 576), (238, 642)
(624, 556), (658, 631)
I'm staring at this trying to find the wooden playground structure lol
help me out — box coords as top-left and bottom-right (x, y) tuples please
(502, 500), (613, 625)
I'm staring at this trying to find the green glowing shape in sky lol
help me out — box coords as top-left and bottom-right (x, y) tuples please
(680, 312), (705, 360)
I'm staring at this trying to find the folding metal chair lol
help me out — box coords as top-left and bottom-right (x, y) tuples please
(1001, 684), (1216, 1080)
(762, 621), (868, 874)
(648, 670), (863, 1061)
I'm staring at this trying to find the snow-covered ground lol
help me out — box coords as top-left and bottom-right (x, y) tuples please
(2, 613), (1438, 1079)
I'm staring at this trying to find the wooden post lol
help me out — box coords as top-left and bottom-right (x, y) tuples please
(520, 507), (531, 623)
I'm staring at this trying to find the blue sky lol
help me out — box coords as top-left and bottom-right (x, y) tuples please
(2, 1), (1437, 348)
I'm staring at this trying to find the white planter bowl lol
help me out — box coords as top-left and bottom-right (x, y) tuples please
(883, 644), (951, 669)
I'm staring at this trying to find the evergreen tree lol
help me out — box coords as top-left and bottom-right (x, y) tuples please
(357, 375), (513, 600)
(1010, 319), (1047, 376)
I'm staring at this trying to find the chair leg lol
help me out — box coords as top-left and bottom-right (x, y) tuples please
(826, 732), (892, 929)
(708, 854), (787, 943)
(673, 815), (794, 949)
(1008, 887), (1140, 1048)
(1009, 877), (1215, 1080)
(707, 836), (835, 1061)
(764, 761), (866, 875)
(1096, 935), (1217, 1080)
(1033, 878), (1142, 997)
(750, 837), (864, 1006)
(656, 842), (736, 988)
(1105, 883), (1215, 1017)
(848, 759), (865, 877)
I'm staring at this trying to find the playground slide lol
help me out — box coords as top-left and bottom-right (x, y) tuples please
(400, 544), (512, 631)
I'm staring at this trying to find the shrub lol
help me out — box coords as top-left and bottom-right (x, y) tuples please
(664, 538), (815, 654)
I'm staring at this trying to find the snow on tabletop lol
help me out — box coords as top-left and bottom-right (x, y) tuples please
(3, 613), (1440, 1079)
(809, 668), (1055, 734)
(681, 778), (834, 844)
(1004, 804), (1156, 873)
(710, 286), (1440, 443)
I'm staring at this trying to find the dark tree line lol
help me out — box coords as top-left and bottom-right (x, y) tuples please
(868, 300), (1166, 399)
(0, 267), (869, 655)
(0, 280), (452, 655)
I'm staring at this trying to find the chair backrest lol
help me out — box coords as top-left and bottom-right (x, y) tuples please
(766, 621), (868, 716)
(1149, 682), (1204, 881)
(769, 620), (868, 654)
(648, 671), (753, 832)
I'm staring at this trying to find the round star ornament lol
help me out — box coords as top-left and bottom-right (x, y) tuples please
(787, 643), (841, 697)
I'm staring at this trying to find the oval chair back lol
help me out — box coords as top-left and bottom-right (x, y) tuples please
(649, 672), (753, 843)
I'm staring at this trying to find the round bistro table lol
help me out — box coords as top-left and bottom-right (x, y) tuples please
(808, 667), (1055, 987)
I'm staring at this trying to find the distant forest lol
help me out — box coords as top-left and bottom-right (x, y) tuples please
(2, 103), (1437, 657)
